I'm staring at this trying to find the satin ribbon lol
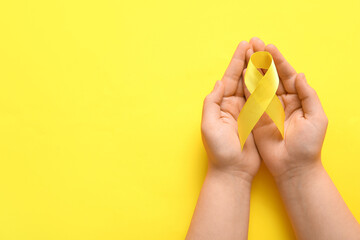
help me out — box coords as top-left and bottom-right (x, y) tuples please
(238, 51), (285, 148)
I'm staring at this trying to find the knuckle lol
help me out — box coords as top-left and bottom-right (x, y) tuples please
(309, 87), (317, 96)
(323, 115), (329, 125)
(316, 113), (328, 126)
(203, 94), (212, 104)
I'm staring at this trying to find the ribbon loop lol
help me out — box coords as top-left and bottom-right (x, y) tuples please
(238, 51), (285, 148)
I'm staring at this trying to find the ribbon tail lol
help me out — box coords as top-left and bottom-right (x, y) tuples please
(265, 95), (285, 138)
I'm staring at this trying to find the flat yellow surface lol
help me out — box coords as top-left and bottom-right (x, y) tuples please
(0, 1), (359, 239)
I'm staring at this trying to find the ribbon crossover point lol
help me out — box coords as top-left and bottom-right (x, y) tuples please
(238, 51), (285, 148)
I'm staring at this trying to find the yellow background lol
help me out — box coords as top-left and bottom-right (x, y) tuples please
(0, 0), (359, 239)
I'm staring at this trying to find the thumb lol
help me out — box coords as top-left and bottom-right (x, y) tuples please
(202, 81), (225, 124)
(295, 73), (324, 119)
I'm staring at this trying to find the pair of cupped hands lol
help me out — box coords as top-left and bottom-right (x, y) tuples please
(201, 37), (328, 184)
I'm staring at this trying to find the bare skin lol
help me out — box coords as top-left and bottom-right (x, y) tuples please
(186, 41), (260, 240)
(186, 37), (360, 240)
(246, 37), (360, 240)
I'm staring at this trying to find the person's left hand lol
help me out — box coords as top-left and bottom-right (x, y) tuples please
(201, 41), (261, 182)
(242, 37), (328, 181)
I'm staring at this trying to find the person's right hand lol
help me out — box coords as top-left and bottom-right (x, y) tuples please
(243, 38), (328, 182)
(201, 41), (261, 183)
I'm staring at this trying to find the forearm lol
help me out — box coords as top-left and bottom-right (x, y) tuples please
(186, 166), (252, 240)
(276, 162), (360, 240)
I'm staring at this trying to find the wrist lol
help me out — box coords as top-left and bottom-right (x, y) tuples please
(275, 161), (325, 188)
(207, 165), (254, 186)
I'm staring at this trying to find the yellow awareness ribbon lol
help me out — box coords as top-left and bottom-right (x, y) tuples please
(238, 51), (285, 148)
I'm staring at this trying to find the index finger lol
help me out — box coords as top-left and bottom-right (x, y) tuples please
(265, 44), (297, 94)
(222, 41), (250, 97)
